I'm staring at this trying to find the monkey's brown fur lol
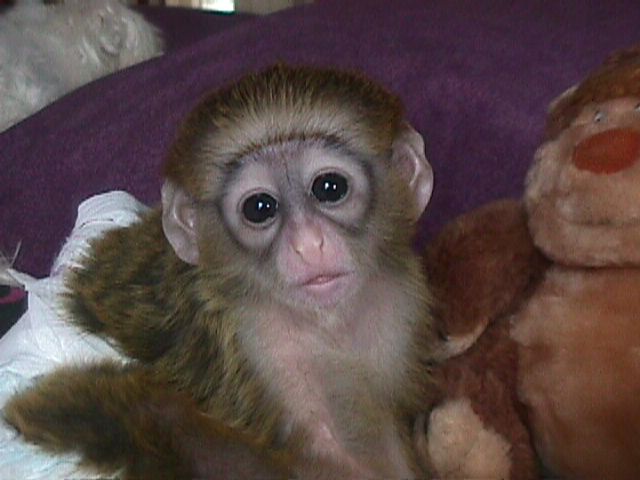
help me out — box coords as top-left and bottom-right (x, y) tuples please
(165, 64), (404, 198)
(3, 65), (439, 478)
(5, 362), (291, 479)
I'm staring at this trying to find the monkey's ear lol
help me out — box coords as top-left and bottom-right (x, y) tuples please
(392, 123), (434, 220)
(161, 181), (200, 265)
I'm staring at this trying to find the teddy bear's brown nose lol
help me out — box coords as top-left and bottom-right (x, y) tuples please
(572, 128), (640, 174)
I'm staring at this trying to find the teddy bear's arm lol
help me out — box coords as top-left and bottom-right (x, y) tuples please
(424, 199), (549, 355)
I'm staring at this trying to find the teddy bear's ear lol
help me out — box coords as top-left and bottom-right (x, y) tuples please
(545, 85), (583, 139)
(548, 85), (578, 113)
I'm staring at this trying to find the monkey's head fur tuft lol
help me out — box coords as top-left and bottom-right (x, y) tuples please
(164, 64), (404, 198)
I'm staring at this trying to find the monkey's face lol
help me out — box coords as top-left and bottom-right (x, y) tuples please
(163, 126), (430, 315)
(161, 66), (433, 309)
(526, 96), (640, 265)
(212, 140), (381, 309)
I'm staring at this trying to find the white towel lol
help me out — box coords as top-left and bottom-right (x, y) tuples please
(0, 191), (149, 480)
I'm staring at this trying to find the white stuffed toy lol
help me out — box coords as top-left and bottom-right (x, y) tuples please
(0, 0), (163, 132)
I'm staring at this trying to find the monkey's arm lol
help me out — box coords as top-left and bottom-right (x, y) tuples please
(2, 362), (291, 480)
(424, 200), (549, 354)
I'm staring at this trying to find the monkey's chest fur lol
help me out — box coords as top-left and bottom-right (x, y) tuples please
(238, 282), (420, 469)
(66, 210), (430, 474)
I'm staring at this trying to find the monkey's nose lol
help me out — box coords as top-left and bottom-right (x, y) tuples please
(292, 223), (325, 263)
(572, 128), (640, 174)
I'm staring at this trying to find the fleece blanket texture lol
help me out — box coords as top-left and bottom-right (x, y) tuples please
(2, 1), (640, 277)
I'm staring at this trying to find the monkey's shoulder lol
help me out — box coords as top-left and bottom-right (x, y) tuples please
(63, 208), (194, 357)
(68, 208), (172, 289)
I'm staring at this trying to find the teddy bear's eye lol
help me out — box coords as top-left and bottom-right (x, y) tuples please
(594, 110), (605, 123)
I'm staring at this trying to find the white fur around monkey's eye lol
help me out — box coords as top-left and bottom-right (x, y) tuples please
(634, 103), (640, 112)
(301, 150), (371, 226)
(225, 184), (281, 251)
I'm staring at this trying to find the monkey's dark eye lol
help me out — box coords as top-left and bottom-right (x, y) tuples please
(242, 193), (279, 224)
(312, 173), (349, 203)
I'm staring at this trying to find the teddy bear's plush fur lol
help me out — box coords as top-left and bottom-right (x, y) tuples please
(426, 45), (640, 479)
(424, 200), (547, 479)
(513, 46), (640, 479)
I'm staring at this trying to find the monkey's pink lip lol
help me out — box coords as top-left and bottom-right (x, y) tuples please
(294, 272), (355, 305)
(299, 271), (350, 287)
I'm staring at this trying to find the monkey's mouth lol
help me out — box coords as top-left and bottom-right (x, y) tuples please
(297, 272), (354, 302)
(302, 273), (346, 286)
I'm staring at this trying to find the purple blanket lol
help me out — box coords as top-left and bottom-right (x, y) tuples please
(2, 0), (640, 277)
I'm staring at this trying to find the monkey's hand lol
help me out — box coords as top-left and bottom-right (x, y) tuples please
(424, 200), (549, 357)
(3, 361), (291, 480)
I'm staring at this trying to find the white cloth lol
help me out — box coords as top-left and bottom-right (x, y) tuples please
(0, 191), (149, 480)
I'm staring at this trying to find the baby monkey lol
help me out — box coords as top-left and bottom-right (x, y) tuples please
(4, 64), (440, 479)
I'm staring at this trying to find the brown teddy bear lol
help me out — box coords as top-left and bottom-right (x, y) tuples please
(513, 45), (640, 479)
(422, 200), (546, 480)
(424, 45), (640, 479)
